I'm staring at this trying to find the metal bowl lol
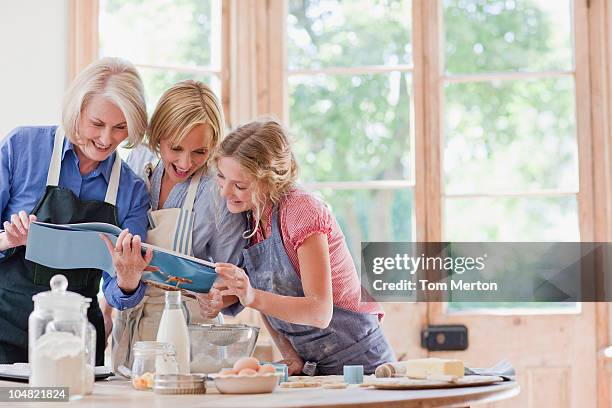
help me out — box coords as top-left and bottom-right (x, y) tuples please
(188, 324), (259, 374)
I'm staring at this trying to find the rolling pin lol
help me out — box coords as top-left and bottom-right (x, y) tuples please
(375, 361), (408, 378)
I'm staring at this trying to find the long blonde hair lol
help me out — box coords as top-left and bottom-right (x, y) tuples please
(214, 120), (298, 237)
(62, 57), (147, 147)
(147, 80), (224, 174)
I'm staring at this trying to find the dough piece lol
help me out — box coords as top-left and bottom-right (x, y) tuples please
(281, 380), (321, 388)
(302, 381), (322, 388)
(322, 382), (349, 389)
(281, 381), (305, 388)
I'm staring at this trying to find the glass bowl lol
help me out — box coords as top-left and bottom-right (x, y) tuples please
(188, 324), (259, 374)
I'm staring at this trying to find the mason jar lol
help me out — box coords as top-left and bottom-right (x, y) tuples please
(131, 341), (178, 390)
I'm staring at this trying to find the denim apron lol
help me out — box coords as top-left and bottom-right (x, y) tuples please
(112, 163), (219, 373)
(242, 207), (395, 375)
(0, 127), (121, 365)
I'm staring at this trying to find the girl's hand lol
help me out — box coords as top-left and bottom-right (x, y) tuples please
(215, 262), (256, 307)
(99, 229), (155, 293)
(278, 356), (304, 376)
(195, 286), (223, 319)
(1, 211), (37, 250)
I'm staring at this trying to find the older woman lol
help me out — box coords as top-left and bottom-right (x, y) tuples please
(0, 58), (152, 365)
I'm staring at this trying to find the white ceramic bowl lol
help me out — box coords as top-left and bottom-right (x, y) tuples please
(214, 373), (281, 394)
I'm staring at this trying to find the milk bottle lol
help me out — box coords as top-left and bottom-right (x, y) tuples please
(156, 291), (190, 374)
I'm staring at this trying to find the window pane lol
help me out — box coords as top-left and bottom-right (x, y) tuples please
(99, 0), (220, 69)
(137, 67), (220, 113)
(287, 0), (412, 69)
(290, 73), (412, 182)
(444, 77), (577, 194)
(444, 196), (579, 241)
(444, 0), (573, 74)
(310, 188), (414, 264)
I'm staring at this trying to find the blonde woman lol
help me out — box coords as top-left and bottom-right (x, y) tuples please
(206, 120), (395, 375)
(110, 81), (247, 372)
(0, 58), (151, 365)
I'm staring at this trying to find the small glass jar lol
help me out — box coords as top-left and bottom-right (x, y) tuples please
(131, 341), (178, 390)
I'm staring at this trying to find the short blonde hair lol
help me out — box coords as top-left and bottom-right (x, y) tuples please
(214, 120), (298, 236)
(148, 80), (224, 172)
(62, 57), (147, 147)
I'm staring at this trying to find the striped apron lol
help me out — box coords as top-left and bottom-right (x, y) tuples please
(111, 163), (219, 373)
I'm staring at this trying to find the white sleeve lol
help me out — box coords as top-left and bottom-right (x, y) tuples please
(125, 145), (158, 180)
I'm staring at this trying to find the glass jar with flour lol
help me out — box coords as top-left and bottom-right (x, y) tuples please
(28, 274), (94, 400)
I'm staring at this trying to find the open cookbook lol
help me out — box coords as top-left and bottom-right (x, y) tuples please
(25, 222), (217, 294)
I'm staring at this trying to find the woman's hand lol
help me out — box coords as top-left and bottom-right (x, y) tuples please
(215, 262), (256, 307)
(1, 211), (37, 250)
(99, 229), (154, 293)
(259, 313), (305, 375)
(195, 285), (224, 319)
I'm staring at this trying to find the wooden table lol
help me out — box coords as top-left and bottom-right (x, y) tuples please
(0, 378), (519, 408)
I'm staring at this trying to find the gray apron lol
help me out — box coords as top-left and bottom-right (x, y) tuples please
(242, 207), (395, 375)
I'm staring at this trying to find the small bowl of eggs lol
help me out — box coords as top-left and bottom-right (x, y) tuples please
(213, 357), (281, 394)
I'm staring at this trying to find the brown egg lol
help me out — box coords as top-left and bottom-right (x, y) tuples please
(233, 357), (260, 372)
(218, 368), (238, 377)
(238, 368), (258, 377)
(258, 364), (276, 375)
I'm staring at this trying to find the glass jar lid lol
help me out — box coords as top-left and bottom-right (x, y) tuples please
(32, 274), (90, 312)
(153, 374), (206, 395)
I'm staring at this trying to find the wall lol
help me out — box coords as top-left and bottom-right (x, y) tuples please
(0, 0), (68, 139)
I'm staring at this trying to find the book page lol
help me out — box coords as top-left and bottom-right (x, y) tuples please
(32, 221), (122, 236)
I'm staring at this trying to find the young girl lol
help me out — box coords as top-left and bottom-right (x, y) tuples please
(106, 81), (247, 372)
(208, 120), (395, 375)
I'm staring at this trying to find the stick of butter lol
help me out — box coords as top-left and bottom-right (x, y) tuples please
(403, 358), (464, 379)
(375, 358), (464, 379)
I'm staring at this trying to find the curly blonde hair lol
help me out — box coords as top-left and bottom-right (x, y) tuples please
(214, 120), (298, 237)
(147, 80), (224, 173)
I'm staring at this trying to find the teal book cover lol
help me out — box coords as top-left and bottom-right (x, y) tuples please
(25, 222), (217, 294)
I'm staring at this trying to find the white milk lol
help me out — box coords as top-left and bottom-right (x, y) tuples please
(156, 308), (190, 374)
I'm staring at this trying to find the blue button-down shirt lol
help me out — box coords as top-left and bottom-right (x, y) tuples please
(0, 126), (149, 310)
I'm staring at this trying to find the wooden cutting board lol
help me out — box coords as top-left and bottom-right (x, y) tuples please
(365, 375), (504, 390)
